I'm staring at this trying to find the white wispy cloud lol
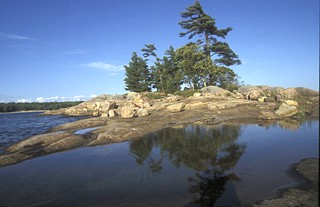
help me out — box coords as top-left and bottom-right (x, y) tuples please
(16, 98), (33, 103)
(87, 62), (125, 74)
(0, 32), (31, 40)
(5, 95), (97, 103)
(33, 95), (96, 103)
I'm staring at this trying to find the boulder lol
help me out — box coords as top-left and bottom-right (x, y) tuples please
(167, 102), (186, 112)
(279, 87), (318, 100)
(193, 92), (202, 98)
(233, 90), (244, 99)
(166, 95), (181, 102)
(280, 88), (297, 100)
(127, 92), (141, 100)
(185, 102), (206, 109)
(124, 100), (136, 108)
(200, 86), (232, 97)
(84, 102), (97, 111)
(284, 100), (299, 107)
(90, 94), (126, 101)
(120, 107), (136, 119)
(108, 109), (118, 118)
(58, 100), (117, 116)
(295, 87), (319, 97)
(246, 89), (262, 100)
(100, 112), (109, 117)
(92, 111), (100, 117)
(206, 101), (239, 110)
(207, 103), (218, 111)
(137, 108), (150, 117)
(275, 102), (299, 118)
(265, 97), (276, 102)
(258, 97), (267, 102)
(237, 86), (262, 96)
(133, 96), (152, 108)
(94, 100), (116, 113)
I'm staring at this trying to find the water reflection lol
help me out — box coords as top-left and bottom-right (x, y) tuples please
(188, 167), (239, 207)
(129, 124), (246, 206)
(0, 120), (318, 206)
(129, 137), (163, 173)
(258, 118), (316, 131)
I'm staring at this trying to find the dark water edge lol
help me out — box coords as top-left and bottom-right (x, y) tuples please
(0, 112), (83, 153)
(0, 118), (318, 207)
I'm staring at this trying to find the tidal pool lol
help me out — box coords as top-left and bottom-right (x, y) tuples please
(0, 119), (318, 206)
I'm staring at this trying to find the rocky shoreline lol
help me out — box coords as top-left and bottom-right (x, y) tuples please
(0, 85), (318, 206)
(0, 86), (318, 167)
(251, 158), (319, 207)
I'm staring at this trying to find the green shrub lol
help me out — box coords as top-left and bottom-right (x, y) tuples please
(294, 106), (306, 118)
(174, 90), (200, 97)
(144, 92), (166, 100)
(223, 83), (239, 92)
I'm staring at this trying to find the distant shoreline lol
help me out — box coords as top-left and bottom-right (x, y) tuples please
(0, 110), (45, 114)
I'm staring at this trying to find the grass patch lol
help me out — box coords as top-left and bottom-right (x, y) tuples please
(144, 92), (166, 100)
(174, 90), (200, 97)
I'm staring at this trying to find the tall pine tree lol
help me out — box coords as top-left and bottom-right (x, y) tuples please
(179, 1), (241, 85)
(124, 52), (150, 92)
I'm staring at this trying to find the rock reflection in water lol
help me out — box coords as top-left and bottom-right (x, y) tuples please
(258, 120), (300, 131)
(129, 124), (246, 206)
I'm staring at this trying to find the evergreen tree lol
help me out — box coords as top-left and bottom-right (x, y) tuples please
(160, 46), (183, 93)
(124, 52), (150, 92)
(141, 44), (158, 60)
(141, 44), (183, 93)
(179, 1), (241, 86)
(141, 44), (163, 91)
(176, 43), (206, 90)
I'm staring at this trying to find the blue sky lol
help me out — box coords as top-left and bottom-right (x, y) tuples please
(0, 0), (319, 102)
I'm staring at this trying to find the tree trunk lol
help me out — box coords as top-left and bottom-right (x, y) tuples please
(205, 32), (211, 57)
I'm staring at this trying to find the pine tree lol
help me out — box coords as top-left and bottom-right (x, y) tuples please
(163, 46), (183, 93)
(141, 44), (163, 91)
(175, 43), (206, 90)
(124, 52), (150, 92)
(179, 1), (241, 85)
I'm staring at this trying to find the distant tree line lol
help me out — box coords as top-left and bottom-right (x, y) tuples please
(0, 101), (83, 113)
(124, 1), (241, 94)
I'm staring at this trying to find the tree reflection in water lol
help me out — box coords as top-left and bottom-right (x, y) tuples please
(188, 167), (234, 207)
(129, 136), (163, 173)
(129, 124), (246, 206)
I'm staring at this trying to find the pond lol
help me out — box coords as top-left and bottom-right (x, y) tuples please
(0, 119), (318, 206)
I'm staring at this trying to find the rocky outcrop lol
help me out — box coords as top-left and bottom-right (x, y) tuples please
(237, 85), (318, 103)
(167, 102), (186, 112)
(120, 106), (136, 119)
(43, 86), (318, 119)
(201, 86), (232, 97)
(43, 98), (118, 117)
(165, 95), (181, 102)
(137, 108), (149, 117)
(193, 92), (202, 97)
(238, 86), (263, 100)
(254, 158), (319, 207)
(127, 92), (140, 100)
(0, 85), (318, 167)
(275, 100), (299, 118)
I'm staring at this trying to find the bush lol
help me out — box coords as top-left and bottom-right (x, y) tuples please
(174, 90), (200, 97)
(144, 92), (166, 100)
(222, 83), (240, 92)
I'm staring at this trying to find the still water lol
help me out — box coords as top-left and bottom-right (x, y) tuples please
(0, 112), (81, 153)
(0, 118), (318, 206)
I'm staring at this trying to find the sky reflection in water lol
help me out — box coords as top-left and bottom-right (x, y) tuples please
(0, 119), (318, 207)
